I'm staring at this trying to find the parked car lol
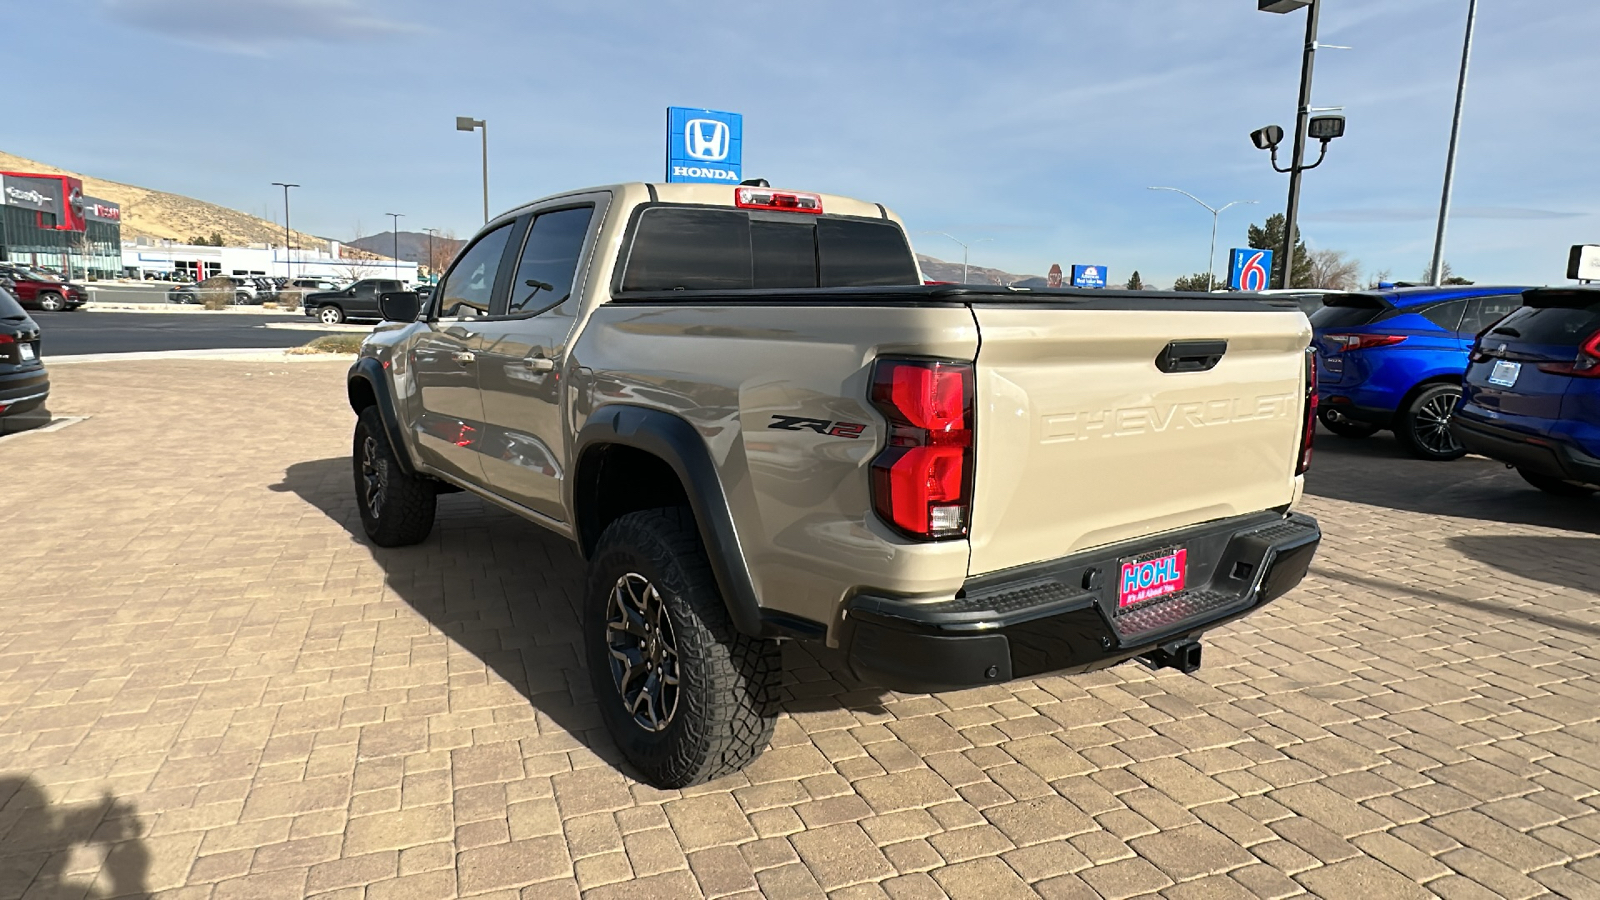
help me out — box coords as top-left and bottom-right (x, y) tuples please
(0, 264), (85, 312)
(167, 277), (257, 305)
(303, 278), (404, 324)
(1310, 285), (1532, 460)
(343, 181), (1322, 787)
(1453, 287), (1600, 496)
(0, 283), (47, 426)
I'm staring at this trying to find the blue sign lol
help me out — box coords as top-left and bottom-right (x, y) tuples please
(1071, 265), (1107, 289)
(1229, 248), (1273, 291)
(666, 107), (743, 184)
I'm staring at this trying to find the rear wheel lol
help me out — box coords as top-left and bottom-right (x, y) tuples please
(235, 292), (251, 305)
(1396, 384), (1466, 461)
(585, 508), (779, 788)
(1518, 469), (1596, 498)
(1318, 408), (1380, 439)
(38, 292), (65, 312)
(318, 305), (345, 325)
(353, 407), (436, 546)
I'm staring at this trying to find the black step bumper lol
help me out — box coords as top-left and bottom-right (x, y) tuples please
(846, 511), (1320, 693)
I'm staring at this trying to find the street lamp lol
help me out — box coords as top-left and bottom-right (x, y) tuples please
(385, 212), (404, 282)
(919, 231), (992, 283)
(1252, 0), (1349, 289)
(1429, 0), (1478, 286)
(423, 227), (440, 283)
(271, 182), (298, 279)
(1147, 188), (1258, 292)
(456, 116), (488, 224)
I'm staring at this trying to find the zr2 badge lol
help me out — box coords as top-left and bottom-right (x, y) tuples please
(768, 415), (866, 439)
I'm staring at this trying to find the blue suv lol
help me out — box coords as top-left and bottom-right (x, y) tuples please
(1454, 287), (1600, 496)
(1310, 285), (1531, 460)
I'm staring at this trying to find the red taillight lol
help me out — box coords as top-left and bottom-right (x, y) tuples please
(870, 359), (974, 539)
(0, 335), (14, 345)
(734, 187), (822, 214)
(1325, 333), (1407, 353)
(1297, 348), (1317, 475)
(1535, 331), (1600, 378)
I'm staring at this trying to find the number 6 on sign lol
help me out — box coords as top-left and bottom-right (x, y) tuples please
(1228, 248), (1274, 292)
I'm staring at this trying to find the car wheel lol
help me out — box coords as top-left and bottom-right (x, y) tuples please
(353, 407), (437, 546)
(1396, 384), (1466, 461)
(1318, 408), (1380, 439)
(235, 292), (250, 305)
(585, 508), (779, 788)
(1517, 469), (1596, 498)
(318, 305), (346, 325)
(38, 292), (65, 312)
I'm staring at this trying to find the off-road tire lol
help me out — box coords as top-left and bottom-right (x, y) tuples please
(38, 292), (65, 312)
(1518, 469), (1596, 498)
(585, 508), (779, 788)
(1318, 408), (1380, 439)
(1396, 384), (1467, 461)
(318, 305), (346, 325)
(353, 406), (436, 546)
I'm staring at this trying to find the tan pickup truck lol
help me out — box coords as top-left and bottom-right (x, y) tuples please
(346, 182), (1322, 787)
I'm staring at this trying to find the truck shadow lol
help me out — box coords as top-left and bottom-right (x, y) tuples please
(1446, 535), (1600, 597)
(0, 775), (150, 899)
(271, 458), (892, 774)
(1303, 428), (1599, 534)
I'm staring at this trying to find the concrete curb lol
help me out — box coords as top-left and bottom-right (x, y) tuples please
(82, 302), (296, 315)
(46, 348), (358, 364)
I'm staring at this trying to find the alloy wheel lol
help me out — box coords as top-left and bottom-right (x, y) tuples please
(1414, 389), (1463, 455)
(604, 573), (681, 732)
(320, 307), (342, 325)
(360, 434), (386, 518)
(40, 294), (63, 311)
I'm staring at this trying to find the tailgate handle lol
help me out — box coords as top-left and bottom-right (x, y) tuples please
(1156, 339), (1228, 373)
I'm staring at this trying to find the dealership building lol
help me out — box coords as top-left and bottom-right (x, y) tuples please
(0, 172), (123, 278)
(120, 238), (420, 284)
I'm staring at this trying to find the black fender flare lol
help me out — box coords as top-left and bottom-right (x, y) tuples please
(347, 357), (416, 476)
(572, 405), (774, 638)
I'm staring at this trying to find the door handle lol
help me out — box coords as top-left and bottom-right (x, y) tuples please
(453, 351), (476, 365)
(523, 356), (555, 372)
(1155, 339), (1227, 373)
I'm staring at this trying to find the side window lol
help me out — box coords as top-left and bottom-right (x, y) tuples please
(1419, 299), (1466, 331)
(508, 207), (594, 314)
(437, 224), (514, 319)
(1460, 295), (1522, 336)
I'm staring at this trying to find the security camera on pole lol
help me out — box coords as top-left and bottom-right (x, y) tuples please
(1250, 0), (1350, 290)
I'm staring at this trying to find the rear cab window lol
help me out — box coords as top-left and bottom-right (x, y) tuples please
(617, 206), (920, 293)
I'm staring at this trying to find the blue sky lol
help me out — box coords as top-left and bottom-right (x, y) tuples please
(14, 0), (1598, 287)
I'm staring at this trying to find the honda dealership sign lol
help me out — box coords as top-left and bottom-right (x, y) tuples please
(666, 107), (743, 184)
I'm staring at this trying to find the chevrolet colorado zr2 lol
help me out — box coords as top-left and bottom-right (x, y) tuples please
(343, 182), (1322, 787)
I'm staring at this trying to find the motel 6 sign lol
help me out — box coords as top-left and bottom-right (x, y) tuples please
(1229, 248), (1274, 291)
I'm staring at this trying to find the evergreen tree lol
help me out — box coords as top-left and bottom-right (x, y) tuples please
(1247, 214), (1312, 289)
(1125, 271), (1144, 290)
(1172, 272), (1213, 292)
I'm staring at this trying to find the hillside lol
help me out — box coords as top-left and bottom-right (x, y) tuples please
(915, 253), (1040, 286)
(0, 149), (324, 249)
(345, 231), (464, 268)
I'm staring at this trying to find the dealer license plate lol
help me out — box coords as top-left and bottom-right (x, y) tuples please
(18, 343), (34, 361)
(1488, 360), (1520, 387)
(1118, 547), (1188, 608)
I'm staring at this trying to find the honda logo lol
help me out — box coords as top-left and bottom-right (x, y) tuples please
(684, 119), (730, 161)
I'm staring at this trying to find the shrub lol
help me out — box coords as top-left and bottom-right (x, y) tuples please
(288, 334), (365, 355)
(197, 276), (237, 310)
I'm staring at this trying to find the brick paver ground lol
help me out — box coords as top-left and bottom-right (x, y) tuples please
(1, 358), (1597, 899)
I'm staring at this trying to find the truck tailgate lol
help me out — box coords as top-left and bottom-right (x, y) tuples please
(967, 303), (1309, 576)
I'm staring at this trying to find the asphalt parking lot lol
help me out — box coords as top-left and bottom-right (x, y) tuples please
(33, 310), (350, 356)
(0, 359), (1596, 899)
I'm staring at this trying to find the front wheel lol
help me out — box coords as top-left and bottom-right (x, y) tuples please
(318, 305), (346, 325)
(38, 292), (65, 312)
(353, 407), (436, 546)
(585, 508), (779, 788)
(1396, 384), (1466, 461)
(1518, 469), (1596, 498)
(1318, 408), (1380, 439)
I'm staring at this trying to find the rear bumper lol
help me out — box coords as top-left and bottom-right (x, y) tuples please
(0, 368), (50, 416)
(1451, 416), (1600, 488)
(846, 511), (1320, 692)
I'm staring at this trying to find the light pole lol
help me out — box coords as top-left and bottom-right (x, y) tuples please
(1147, 188), (1257, 291)
(456, 116), (488, 223)
(386, 212), (404, 282)
(1429, 0), (1478, 286)
(423, 227), (440, 282)
(919, 231), (992, 283)
(271, 182), (298, 279)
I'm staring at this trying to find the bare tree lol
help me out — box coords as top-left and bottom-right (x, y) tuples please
(1366, 268), (1393, 289)
(426, 229), (460, 278)
(1307, 248), (1363, 291)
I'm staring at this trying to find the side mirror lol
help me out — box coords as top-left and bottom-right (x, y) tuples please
(378, 291), (420, 322)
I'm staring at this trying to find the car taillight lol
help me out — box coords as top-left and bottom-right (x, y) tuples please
(870, 358), (974, 540)
(0, 335), (13, 345)
(1324, 333), (1407, 353)
(1297, 348), (1317, 475)
(1536, 330), (1600, 378)
(734, 187), (822, 214)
